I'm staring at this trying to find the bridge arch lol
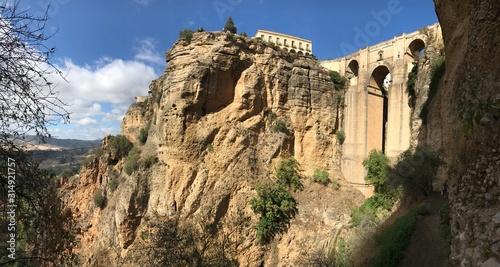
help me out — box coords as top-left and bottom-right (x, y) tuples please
(347, 60), (359, 77)
(367, 65), (391, 154)
(407, 38), (426, 61)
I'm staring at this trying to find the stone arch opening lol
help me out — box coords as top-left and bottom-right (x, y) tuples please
(290, 49), (296, 53)
(407, 39), (426, 61)
(298, 51), (304, 56)
(367, 65), (390, 154)
(347, 60), (359, 77)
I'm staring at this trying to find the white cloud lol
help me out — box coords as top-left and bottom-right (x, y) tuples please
(134, 38), (164, 65)
(45, 55), (159, 140)
(75, 117), (97, 126)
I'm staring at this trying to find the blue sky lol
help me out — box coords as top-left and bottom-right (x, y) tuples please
(22, 0), (437, 140)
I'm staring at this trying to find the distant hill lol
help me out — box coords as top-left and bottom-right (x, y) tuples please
(15, 135), (102, 151)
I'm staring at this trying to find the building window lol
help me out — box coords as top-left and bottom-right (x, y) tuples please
(261, 34), (264, 39)
(306, 44), (310, 51)
(299, 42), (302, 49)
(276, 37), (280, 45)
(292, 40), (295, 47)
(284, 39), (288, 46)
(268, 36), (272, 42)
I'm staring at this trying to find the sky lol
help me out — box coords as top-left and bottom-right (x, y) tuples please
(21, 0), (438, 140)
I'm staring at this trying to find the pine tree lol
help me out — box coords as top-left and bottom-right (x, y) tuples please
(223, 16), (237, 34)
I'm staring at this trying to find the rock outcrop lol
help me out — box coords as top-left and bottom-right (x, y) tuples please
(424, 1), (500, 266)
(61, 32), (363, 266)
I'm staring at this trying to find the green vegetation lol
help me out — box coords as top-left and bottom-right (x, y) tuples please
(406, 61), (418, 108)
(123, 147), (141, 175)
(459, 87), (500, 136)
(150, 216), (240, 266)
(272, 119), (288, 133)
(142, 155), (158, 169)
(93, 188), (106, 209)
(179, 29), (194, 44)
(60, 168), (74, 179)
(351, 150), (396, 226)
(439, 202), (451, 256)
(336, 129), (346, 145)
(362, 150), (391, 194)
(388, 148), (443, 199)
(312, 169), (330, 185)
(250, 155), (302, 242)
(240, 32), (247, 37)
(138, 124), (150, 145)
(109, 134), (133, 158)
(109, 175), (119, 192)
(223, 16), (237, 34)
(275, 156), (303, 191)
(249, 183), (297, 242)
(420, 56), (445, 124)
(197, 27), (205, 32)
(371, 205), (427, 267)
(141, 231), (149, 240)
(330, 70), (348, 91)
(206, 143), (213, 152)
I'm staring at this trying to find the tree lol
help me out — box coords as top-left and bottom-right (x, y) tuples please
(179, 29), (194, 44)
(329, 70), (347, 91)
(0, 1), (72, 265)
(362, 149), (390, 194)
(223, 16), (237, 34)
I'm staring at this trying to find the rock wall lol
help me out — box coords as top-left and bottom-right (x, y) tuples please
(425, 1), (500, 266)
(61, 32), (364, 266)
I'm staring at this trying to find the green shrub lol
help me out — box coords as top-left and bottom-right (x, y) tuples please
(109, 135), (133, 158)
(93, 189), (106, 209)
(206, 143), (213, 152)
(363, 150), (391, 194)
(275, 156), (303, 191)
(330, 70), (347, 91)
(336, 129), (346, 145)
(388, 147), (443, 199)
(141, 231), (149, 240)
(350, 193), (395, 227)
(59, 168), (74, 179)
(123, 147), (141, 175)
(420, 56), (445, 124)
(109, 176), (119, 192)
(240, 32), (247, 37)
(249, 183), (297, 242)
(406, 61), (418, 108)
(371, 205), (427, 267)
(138, 126), (149, 145)
(331, 177), (341, 190)
(142, 155), (158, 169)
(459, 87), (500, 136)
(272, 119), (287, 133)
(312, 169), (330, 185)
(179, 29), (194, 44)
(80, 156), (94, 170)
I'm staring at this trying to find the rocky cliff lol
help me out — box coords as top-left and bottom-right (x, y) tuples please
(61, 32), (364, 266)
(423, 1), (500, 266)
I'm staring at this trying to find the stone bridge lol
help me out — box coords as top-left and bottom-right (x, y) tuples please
(321, 23), (442, 195)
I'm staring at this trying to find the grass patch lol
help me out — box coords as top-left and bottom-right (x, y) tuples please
(439, 202), (451, 256)
(312, 169), (330, 185)
(370, 204), (427, 267)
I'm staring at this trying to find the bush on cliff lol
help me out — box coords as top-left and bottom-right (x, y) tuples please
(109, 135), (133, 158)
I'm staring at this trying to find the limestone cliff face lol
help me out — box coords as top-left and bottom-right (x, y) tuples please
(62, 32), (363, 266)
(424, 1), (500, 266)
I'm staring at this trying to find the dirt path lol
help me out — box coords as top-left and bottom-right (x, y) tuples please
(399, 192), (450, 267)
